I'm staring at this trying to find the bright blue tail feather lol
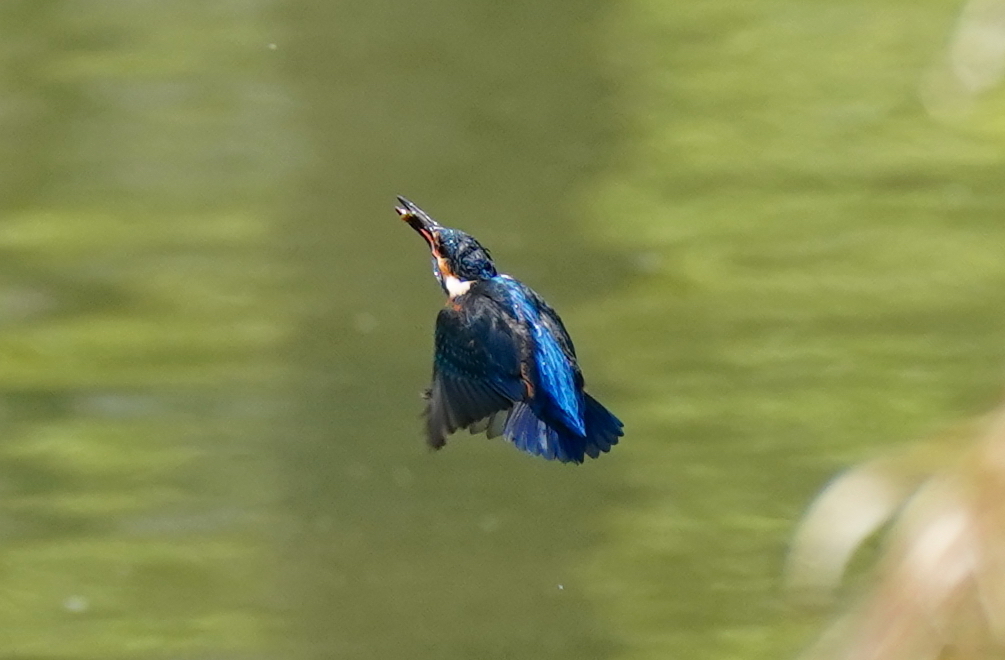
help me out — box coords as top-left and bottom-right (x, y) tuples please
(500, 395), (622, 464)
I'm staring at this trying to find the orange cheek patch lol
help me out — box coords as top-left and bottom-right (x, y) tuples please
(435, 255), (451, 279)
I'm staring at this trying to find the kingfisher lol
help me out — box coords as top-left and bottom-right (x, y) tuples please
(396, 196), (623, 464)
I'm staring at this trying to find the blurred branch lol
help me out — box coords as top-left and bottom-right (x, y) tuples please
(922, 0), (1005, 121)
(788, 404), (1005, 660)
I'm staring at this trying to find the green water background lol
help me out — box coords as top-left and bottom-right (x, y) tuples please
(1, 0), (1004, 658)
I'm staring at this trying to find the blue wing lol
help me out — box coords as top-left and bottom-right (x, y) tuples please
(500, 280), (623, 462)
(530, 313), (585, 435)
(499, 278), (585, 436)
(424, 291), (525, 449)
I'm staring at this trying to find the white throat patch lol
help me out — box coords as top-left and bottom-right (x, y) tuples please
(445, 275), (473, 298)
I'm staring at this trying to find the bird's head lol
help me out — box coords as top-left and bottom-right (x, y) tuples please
(396, 196), (497, 297)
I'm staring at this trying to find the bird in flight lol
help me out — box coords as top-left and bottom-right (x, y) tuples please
(396, 196), (623, 463)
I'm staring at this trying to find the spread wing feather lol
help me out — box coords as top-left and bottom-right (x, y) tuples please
(424, 291), (525, 449)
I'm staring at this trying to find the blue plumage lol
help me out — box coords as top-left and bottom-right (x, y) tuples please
(397, 196), (623, 464)
(531, 320), (585, 436)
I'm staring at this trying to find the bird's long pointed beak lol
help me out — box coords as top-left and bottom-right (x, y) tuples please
(396, 195), (440, 248)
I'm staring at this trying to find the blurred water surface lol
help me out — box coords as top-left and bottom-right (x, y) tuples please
(1, 1), (1005, 659)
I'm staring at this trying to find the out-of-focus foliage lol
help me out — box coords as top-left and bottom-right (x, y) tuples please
(789, 403), (1005, 660)
(924, 0), (1005, 129)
